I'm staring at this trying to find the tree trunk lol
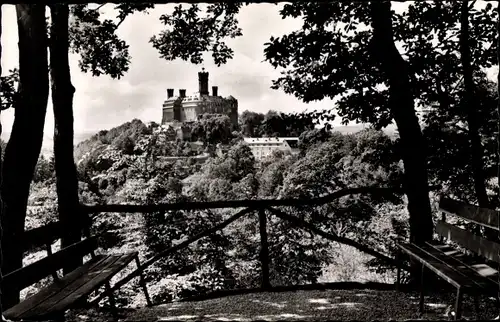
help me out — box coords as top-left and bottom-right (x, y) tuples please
(49, 4), (83, 275)
(1, 4), (49, 309)
(496, 0), (500, 316)
(0, 5), (4, 318)
(459, 0), (495, 240)
(369, 1), (433, 245)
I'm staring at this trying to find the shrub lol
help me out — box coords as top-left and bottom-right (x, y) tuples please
(116, 136), (136, 155)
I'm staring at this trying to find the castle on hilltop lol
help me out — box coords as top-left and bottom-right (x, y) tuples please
(161, 69), (238, 140)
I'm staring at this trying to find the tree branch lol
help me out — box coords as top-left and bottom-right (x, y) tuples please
(266, 207), (411, 272)
(114, 16), (126, 30)
(468, 0), (477, 10)
(89, 206), (255, 305)
(94, 3), (106, 11)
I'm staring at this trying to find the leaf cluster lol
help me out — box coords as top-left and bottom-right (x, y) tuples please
(150, 3), (243, 66)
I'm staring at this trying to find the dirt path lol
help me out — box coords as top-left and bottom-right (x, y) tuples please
(84, 289), (496, 321)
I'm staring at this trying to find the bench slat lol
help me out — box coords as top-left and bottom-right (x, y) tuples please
(3, 237), (98, 291)
(427, 242), (499, 283)
(3, 255), (108, 320)
(439, 197), (499, 231)
(398, 242), (478, 289)
(435, 220), (500, 263)
(47, 252), (137, 316)
(20, 252), (137, 319)
(421, 242), (497, 293)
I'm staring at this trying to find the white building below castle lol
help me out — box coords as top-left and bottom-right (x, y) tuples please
(243, 137), (299, 161)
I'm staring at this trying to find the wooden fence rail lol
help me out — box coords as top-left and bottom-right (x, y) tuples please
(84, 186), (418, 218)
(266, 207), (411, 271)
(83, 185), (442, 217)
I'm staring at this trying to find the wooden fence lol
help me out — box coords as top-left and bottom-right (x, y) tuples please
(80, 185), (424, 305)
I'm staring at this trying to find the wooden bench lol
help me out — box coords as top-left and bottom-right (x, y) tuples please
(2, 221), (152, 321)
(396, 197), (499, 320)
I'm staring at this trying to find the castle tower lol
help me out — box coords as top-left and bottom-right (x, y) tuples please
(198, 68), (209, 96)
(162, 70), (239, 134)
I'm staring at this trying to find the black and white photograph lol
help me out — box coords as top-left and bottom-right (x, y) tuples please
(1, 1), (500, 321)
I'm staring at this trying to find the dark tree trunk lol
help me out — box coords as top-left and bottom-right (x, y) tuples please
(49, 4), (83, 275)
(1, 4), (49, 309)
(496, 0), (500, 315)
(0, 6), (4, 319)
(369, 1), (433, 245)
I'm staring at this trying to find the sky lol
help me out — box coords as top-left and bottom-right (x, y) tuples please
(0, 3), (359, 149)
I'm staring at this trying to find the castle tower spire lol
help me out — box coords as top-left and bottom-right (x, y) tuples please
(198, 68), (209, 96)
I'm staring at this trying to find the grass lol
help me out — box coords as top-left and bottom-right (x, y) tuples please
(65, 288), (499, 321)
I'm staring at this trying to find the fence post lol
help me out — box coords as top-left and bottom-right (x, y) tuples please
(259, 208), (271, 290)
(82, 211), (91, 238)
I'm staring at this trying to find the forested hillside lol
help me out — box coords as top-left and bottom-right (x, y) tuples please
(19, 118), (412, 307)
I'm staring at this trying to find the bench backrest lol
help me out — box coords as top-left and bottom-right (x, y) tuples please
(22, 217), (91, 253)
(3, 235), (99, 291)
(438, 197), (500, 263)
(22, 222), (65, 253)
(3, 215), (94, 294)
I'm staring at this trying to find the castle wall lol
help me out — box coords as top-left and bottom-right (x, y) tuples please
(163, 97), (238, 127)
(182, 105), (198, 122)
(162, 108), (174, 124)
(194, 97), (238, 127)
(229, 101), (238, 128)
(173, 101), (182, 122)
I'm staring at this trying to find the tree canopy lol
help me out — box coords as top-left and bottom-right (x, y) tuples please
(191, 114), (234, 146)
(239, 110), (316, 138)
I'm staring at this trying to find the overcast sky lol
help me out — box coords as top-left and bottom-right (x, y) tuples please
(0, 3), (358, 145)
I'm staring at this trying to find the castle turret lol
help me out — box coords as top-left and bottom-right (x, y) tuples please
(198, 68), (209, 96)
(212, 86), (218, 97)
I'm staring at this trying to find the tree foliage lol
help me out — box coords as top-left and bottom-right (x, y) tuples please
(69, 4), (155, 79)
(239, 110), (315, 138)
(239, 110), (265, 137)
(150, 3), (243, 66)
(0, 69), (19, 110)
(298, 128), (332, 154)
(33, 155), (55, 183)
(191, 114), (234, 146)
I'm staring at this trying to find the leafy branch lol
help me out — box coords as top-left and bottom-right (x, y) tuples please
(150, 3), (243, 66)
(0, 69), (19, 110)
(68, 3), (154, 79)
